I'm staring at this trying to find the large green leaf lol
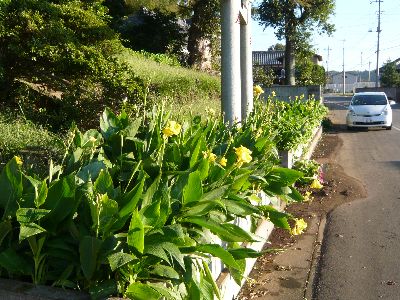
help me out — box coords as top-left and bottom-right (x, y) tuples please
(183, 216), (257, 242)
(268, 167), (303, 186)
(181, 200), (223, 217)
(0, 157), (23, 219)
(141, 174), (160, 208)
(150, 264), (180, 280)
(76, 161), (106, 185)
(260, 205), (291, 229)
(107, 252), (135, 271)
(127, 210), (144, 253)
(21, 176), (48, 208)
(93, 169), (114, 196)
(228, 247), (263, 259)
(189, 135), (204, 168)
(79, 236), (103, 280)
(0, 248), (31, 275)
(89, 280), (118, 300)
(16, 208), (50, 223)
(98, 194), (119, 236)
(201, 260), (221, 300)
(0, 220), (12, 246)
(147, 283), (182, 300)
(100, 108), (122, 140)
(19, 222), (46, 241)
(196, 244), (240, 271)
(119, 173), (145, 219)
(144, 242), (185, 270)
(222, 195), (259, 216)
(199, 184), (229, 202)
(42, 174), (77, 232)
(125, 282), (161, 300)
(183, 171), (203, 204)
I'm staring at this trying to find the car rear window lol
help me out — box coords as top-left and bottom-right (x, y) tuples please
(351, 95), (387, 105)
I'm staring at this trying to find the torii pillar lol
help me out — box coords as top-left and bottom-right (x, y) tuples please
(221, 0), (253, 124)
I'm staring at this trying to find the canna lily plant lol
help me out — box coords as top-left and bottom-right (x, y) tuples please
(0, 99), (325, 299)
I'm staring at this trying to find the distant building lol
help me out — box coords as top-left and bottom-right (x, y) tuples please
(252, 50), (323, 84)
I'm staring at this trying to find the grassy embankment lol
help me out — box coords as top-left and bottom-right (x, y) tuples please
(0, 51), (221, 168)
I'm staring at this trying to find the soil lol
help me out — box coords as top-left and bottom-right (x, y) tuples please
(237, 128), (368, 299)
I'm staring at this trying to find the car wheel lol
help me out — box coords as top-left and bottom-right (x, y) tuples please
(386, 125), (392, 130)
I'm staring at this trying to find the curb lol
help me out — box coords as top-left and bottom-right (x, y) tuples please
(304, 215), (326, 300)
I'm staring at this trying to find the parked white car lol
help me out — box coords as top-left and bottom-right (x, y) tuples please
(346, 92), (395, 130)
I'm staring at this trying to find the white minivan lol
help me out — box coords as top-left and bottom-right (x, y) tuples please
(346, 92), (395, 130)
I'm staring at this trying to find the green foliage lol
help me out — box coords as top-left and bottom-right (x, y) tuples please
(253, 65), (275, 88)
(252, 94), (328, 151)
(292, 159), (321, 185)
(296, 60), (327, 86)
(0, 0), (145, 130)
(118, 9), (186, 57)
(0, 98), (329, 298)
(380, 60), (400, 88)
(256, 0), (335, 84)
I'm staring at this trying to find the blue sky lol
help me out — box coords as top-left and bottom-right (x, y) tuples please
(251, 0), (400, 72)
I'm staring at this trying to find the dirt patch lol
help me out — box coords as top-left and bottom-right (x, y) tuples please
(237, 131), (367, 299)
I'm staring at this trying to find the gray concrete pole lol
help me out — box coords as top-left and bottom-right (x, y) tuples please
(240, 1), (253, 120)
(221, 0), (242, 124)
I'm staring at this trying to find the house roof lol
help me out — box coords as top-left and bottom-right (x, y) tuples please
(252, 51), (285, 67)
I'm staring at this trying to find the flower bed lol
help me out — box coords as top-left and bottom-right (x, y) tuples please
(0, 95), (327, 300)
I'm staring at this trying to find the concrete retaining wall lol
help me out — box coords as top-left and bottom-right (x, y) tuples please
(262, 85), (322, 102)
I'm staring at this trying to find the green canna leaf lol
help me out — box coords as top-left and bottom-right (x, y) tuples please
(107, 252), (135, 271)
(0, 248), (31, 275)
(150, 264), (180, 280)
(19, 223), (46, 241)
(0, 157), (23, 220)
(79, 236), (103, 280)
(183, 171), (203, 204)
(125, 282), (161, 300)
(196, 244), (240, 271)
(127, 210), (144, 253)
(183, 216), (257, 242)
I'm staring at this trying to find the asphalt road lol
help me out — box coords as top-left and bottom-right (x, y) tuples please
(313, 95), (400, 299)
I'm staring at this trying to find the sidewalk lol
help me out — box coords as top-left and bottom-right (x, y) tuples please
(238, 215), (326, 300)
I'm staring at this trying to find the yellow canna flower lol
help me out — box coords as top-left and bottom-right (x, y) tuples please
(253, 85), (264, 96)
(15, 156), (23, 167)
(290, 218), (307, 236)
(303, 191), (313, 202)
(271, 90), (276, 97)
(202, 150), (217, 162)
(310, 179), (323, 189)
(219, 157), (227, 167)
(234, 145), (252, 167)
(162, 120), (182, 138)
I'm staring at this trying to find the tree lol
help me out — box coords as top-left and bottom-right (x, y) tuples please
(256, 0), (335, 85)
(0, 0), (144, 129)
(186, 0), (220, 70)
(380, 60), (400, 87)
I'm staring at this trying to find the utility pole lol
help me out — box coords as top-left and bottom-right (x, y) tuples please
(372, 0), (382, 88)
(360, 51), (363, 82)
(342, 40), (346, 95)
(368, 61), (371, 82)
(324, 46), (332, 81)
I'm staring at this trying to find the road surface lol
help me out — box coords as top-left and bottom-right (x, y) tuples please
(313, 95), (400, 299)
